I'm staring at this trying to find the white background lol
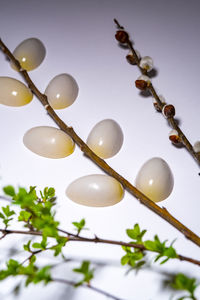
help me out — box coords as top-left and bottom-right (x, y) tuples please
(0, 0), (200, 299)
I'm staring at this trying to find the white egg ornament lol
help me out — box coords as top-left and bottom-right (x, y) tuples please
(66, 174), (124, 207)
(86, 119), (124, 159)
(135, 157), (174, 203)
(45, 73), (79, 109)
(12, 38), (46, 71)
(0, 77), (33, 106)
(23, 126), (75, 158)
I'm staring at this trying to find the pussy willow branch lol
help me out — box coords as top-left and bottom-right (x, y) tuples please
(114, 19), (200, 166)
(0, 228), (200, 267)
(0, 40), (200, 248)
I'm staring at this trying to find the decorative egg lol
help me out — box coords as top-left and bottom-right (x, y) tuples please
(44, 73), (79, 109)
(135, 157), (174, 203)
(86, 119), (124, 159)
(0, 77), (33, 106)
(11, 38), (46, 71)
(66, 174), (124, 207)
(23, 126), (75, 158)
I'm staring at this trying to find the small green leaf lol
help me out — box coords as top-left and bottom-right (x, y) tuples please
(3, 185), (15, 197)
(23, 240), (31, 252)
(18, 211), (32, 222)
(72, 219), (87, 234)
(73, 261), (94, 286)
(32, 243), (42, 249)
(30, 255), (36, 264)
(2, 206), (15, 217)
(126, 224), (146, 243)
(121, 255), (129, 265)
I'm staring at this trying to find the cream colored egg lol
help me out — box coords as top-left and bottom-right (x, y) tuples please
(44, 73), (79, 109)
(12, 38), (46, 71)
(66, 174), (124, 207)
(86, 119), (124, 159)
(135, 157), (174, 203)
(23, 126), (75, 158)
(0, 77), (33, 106)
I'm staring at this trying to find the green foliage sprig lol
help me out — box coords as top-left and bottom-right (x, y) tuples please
(0, 185), (199, 299)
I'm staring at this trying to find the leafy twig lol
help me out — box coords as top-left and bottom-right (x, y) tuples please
(0, 227), (200, 267)
(0, 40), (200, 248)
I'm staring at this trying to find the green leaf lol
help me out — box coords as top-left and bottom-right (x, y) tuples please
(24, 240), (31, 252)
(33, 266), (51, 285)
(18, 211), (32, 222)
(72, 219), (87, 234)
(30, 255), (36, 264)
(73, 261), (94, 286)
(126, 224), (146, 243)
(171, 273), (197, 294)
(32, 243), (42, 249)
(2, 206), (15, 217)
(41, 235), (48, 249)
(3, 185), (15, 197)
(121, 255), (129, 265)
(144, 240), (158, 251)
(144, 235), (177, 264)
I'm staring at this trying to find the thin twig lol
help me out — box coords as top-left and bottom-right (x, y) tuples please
(52, 277), (126, 300)
(1, 228), (200, 267)
(113, 19), (200, 166)
(0, 39), (200, 247)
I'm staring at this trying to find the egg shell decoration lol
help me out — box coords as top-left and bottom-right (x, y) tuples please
(135, 157), (174, 203)
(66, 174), (124, 207)
(23, 126), (75, 158)
(11, 38), (46, 71)
(44, 73), (79, 109)
(0, 77), (33, 107)
(86, 119), (124, 159)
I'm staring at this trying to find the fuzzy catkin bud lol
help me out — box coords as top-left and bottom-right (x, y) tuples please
(162, 104), (175, 118)
(169, 129), (180, 144)
(135, 80), (148, 90)
(135, 75), (151, 90)
(115, 30), (129, 44)
(139, 56), (154, 71)
(126, 50), (141, 65)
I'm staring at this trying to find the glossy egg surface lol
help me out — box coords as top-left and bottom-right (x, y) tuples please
(86, 119), (124, 159)
(45, 73), (79, 109)
(135, 157), (174, 202)
(66, 174), (124, 207)
(0, 77), (33, 106)
(12, 38), (46, 71)
(23, 126), (75, 158)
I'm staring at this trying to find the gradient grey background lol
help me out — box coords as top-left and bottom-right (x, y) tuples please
(0, 0), (200, 299)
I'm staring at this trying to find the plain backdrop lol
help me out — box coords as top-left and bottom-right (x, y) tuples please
(0, 0), (200, 299)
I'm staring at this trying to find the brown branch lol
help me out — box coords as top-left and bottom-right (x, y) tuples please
(52, 277), (126, 300)
(0, 39), (200, 248)
(1, 228), (200, 267)
(114, 19), (200, 166)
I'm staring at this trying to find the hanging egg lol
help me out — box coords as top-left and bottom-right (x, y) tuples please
(66, 174), (124, 207)
(23, 126), (75, 158)
(0, 77), (33, 106)
(86, 119), (124, 159)
(135, 157), (174, 203)
(11, 38), (46, 71)
(44, 73), (79, 109)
